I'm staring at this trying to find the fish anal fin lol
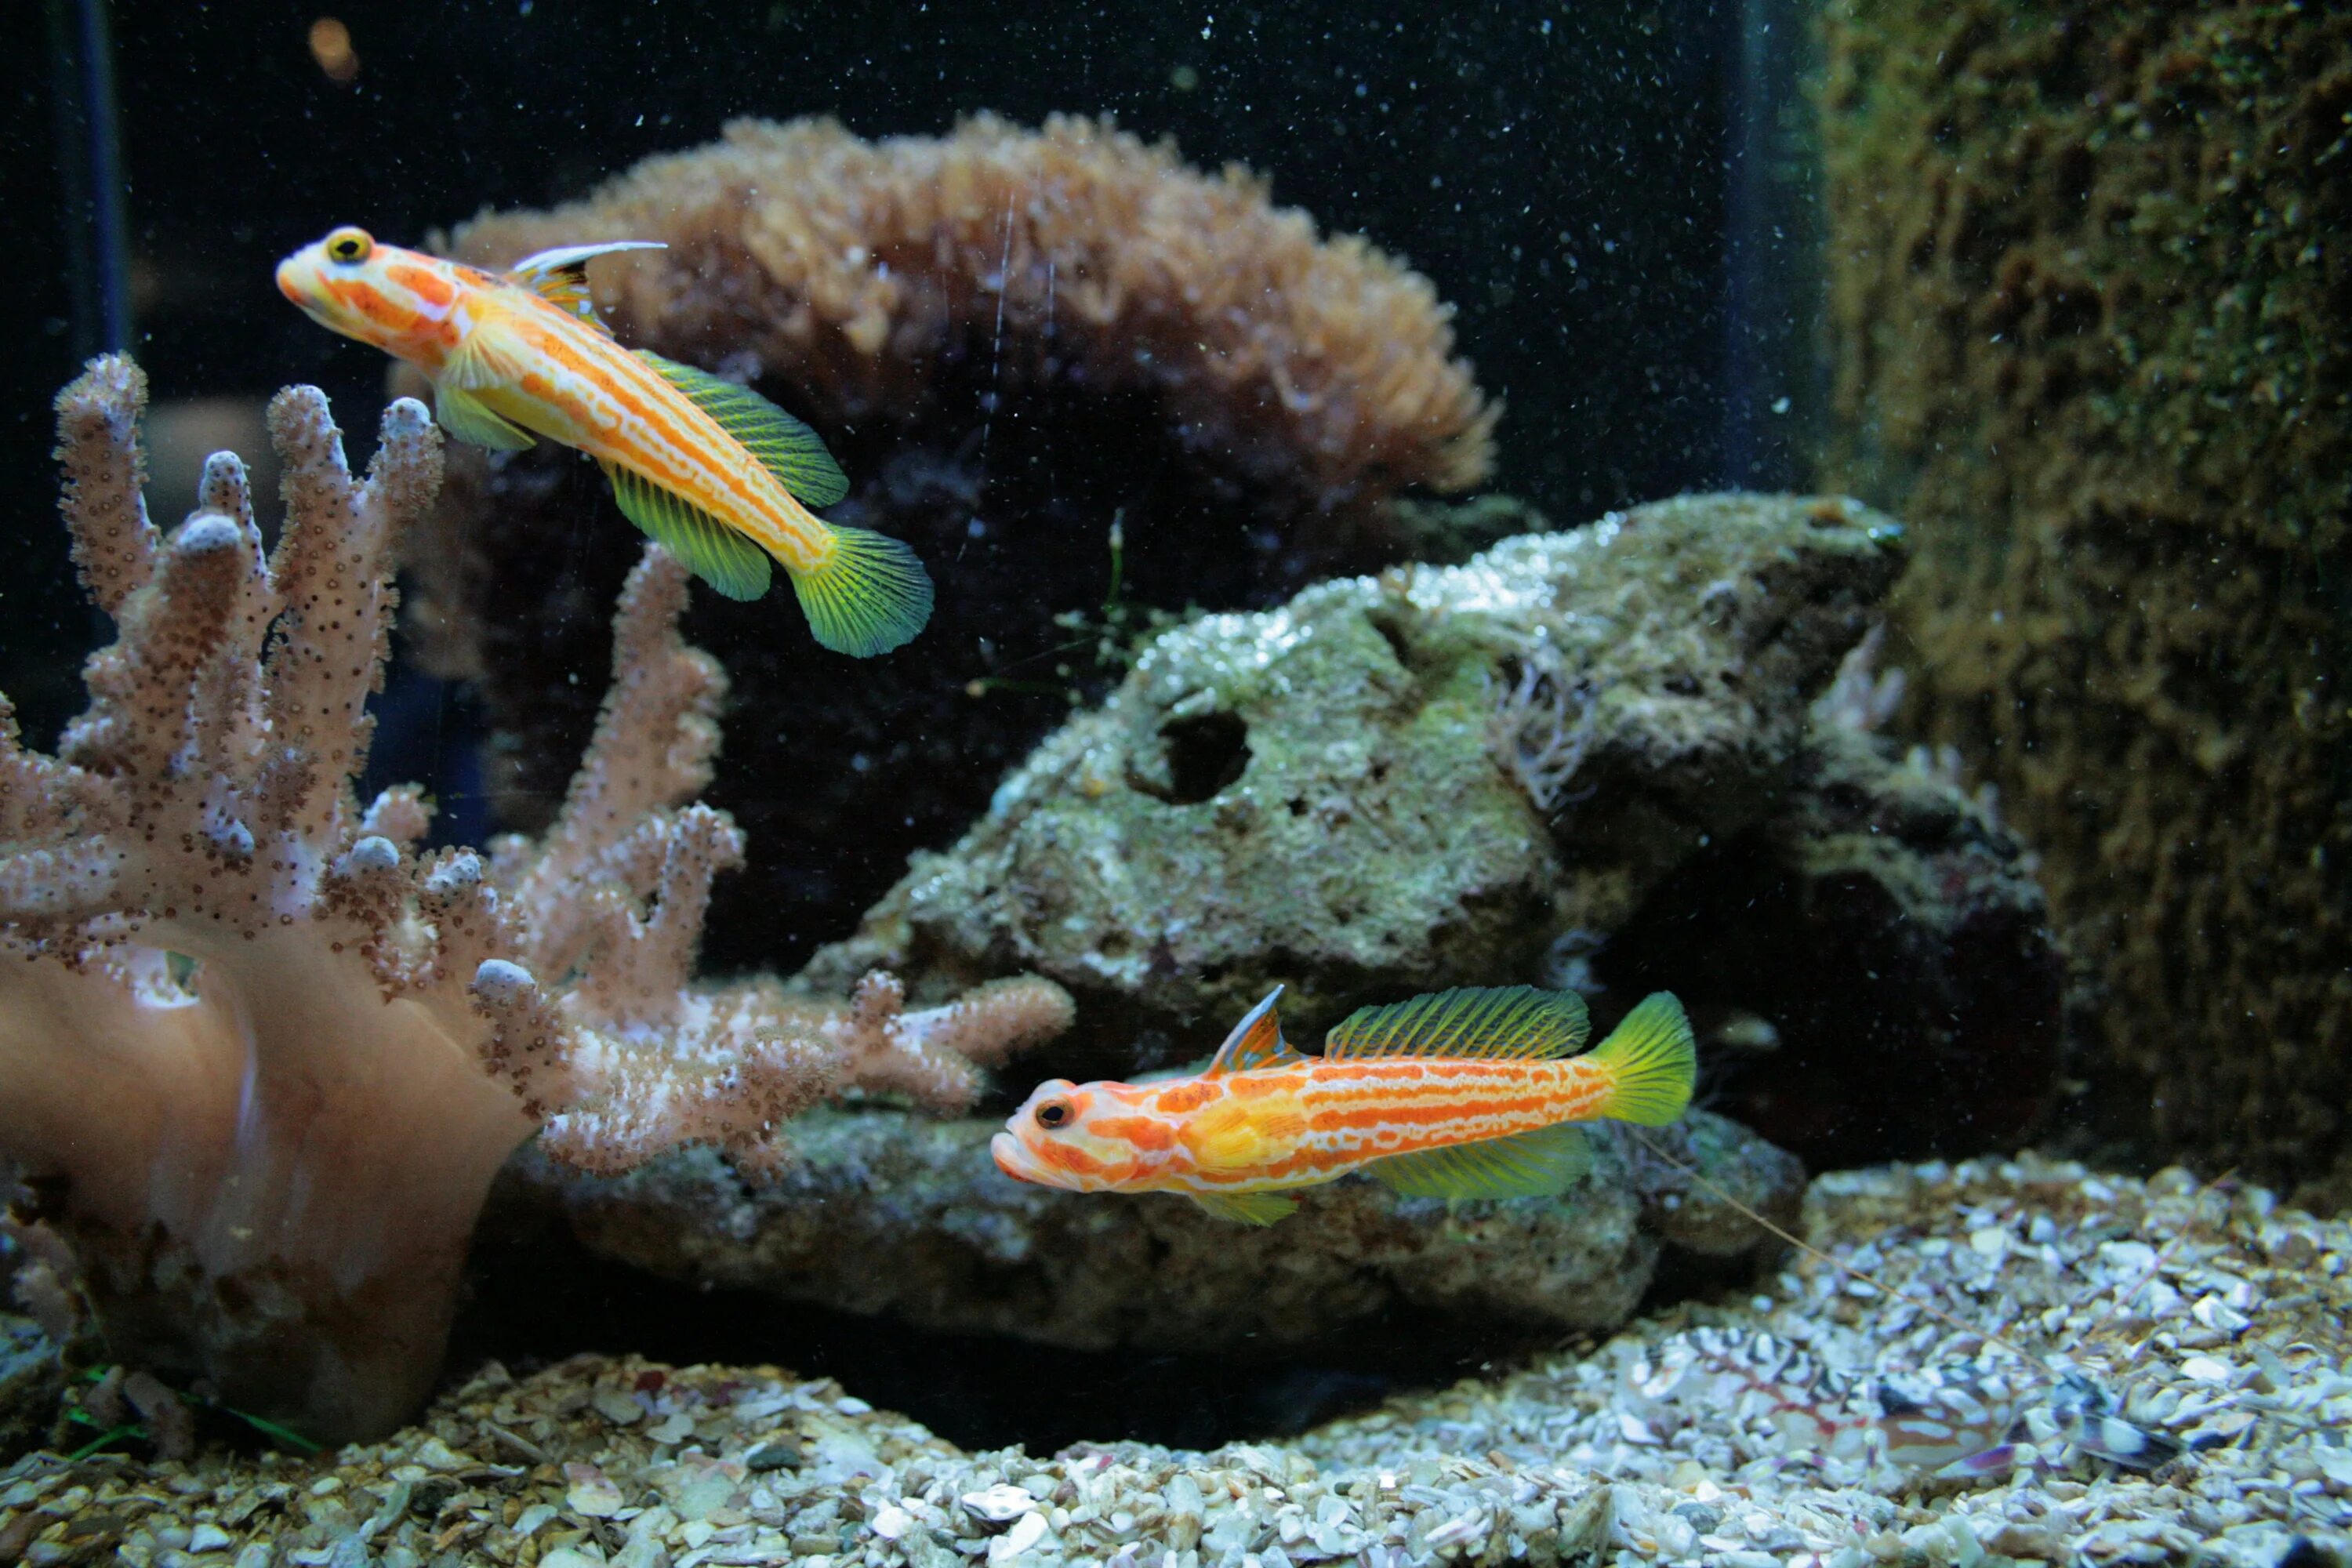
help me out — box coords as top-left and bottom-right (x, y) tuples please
(635, 350), (851, 506)
(601, 461), (774, 601)
(1204, 987), (1303, 1076)
(433, 383), (535, 451)
(1191, 1190), (1300, 1226)
(1364, 1123), (1591, 1203)
(506, 241), (667, 335)
(1324, 985), (1591, 1062)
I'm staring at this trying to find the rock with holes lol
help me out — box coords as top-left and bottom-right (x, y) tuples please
(804, 493), (1912, 1083)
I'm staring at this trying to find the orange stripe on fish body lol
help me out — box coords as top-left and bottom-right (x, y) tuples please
(274, 225), (931, 655)
(992, 985), (1697, 1225)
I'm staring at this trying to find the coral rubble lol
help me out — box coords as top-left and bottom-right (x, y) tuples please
(413, 114), (1501, 975)
(0, 358), (1070, 1443)
(8, 1158), (2343, 1566)
(1820, 2), (2352, 1203)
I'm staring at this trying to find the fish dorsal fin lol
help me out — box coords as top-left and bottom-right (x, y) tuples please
(1191, 1191), (1301, 1226)
(635, 350), (851, 507)
(1323, 985), (1590, 1062)
(1203, 987), (1303, 1075)
(599, 459), (774, 601)
(1363, 1122), (1592, 1203)
(506, 241), (666, 336)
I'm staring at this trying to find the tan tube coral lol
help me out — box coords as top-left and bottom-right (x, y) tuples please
(0, 358), (1072, 1443)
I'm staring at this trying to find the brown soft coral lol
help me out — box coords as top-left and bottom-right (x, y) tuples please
(411, 118), (1502, 973)
(449, 113), (1495, 517)
(0, 358), (1072, 1443)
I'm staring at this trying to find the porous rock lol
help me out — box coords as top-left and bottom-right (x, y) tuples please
(805, 492), (1911, 1071)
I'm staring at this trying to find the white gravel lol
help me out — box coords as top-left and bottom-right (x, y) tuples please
(2, 1153), (2345, 1567)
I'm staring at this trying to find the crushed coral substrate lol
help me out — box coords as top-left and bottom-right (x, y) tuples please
(4, 1155), (2347, 1567)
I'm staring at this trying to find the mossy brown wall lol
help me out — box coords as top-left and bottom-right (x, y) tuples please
(1819, 0), (2352, 1203)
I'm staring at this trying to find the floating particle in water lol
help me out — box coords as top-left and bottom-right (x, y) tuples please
(307, 16), (358, 83)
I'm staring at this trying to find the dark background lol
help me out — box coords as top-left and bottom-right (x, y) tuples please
(0, 0), (1814, 750)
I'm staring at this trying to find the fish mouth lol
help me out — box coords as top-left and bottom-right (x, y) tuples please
(990, 1131), (1048, 1185)
(274, 260), (312, 308)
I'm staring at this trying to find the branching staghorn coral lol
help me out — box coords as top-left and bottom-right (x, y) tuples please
(449, 113), (1496, 515)
(0, 358), (1073, 1443)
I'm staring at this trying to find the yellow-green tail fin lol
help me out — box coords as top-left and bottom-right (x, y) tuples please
(790, 524), (934, 656)
(1588, 992), (1696, 1125)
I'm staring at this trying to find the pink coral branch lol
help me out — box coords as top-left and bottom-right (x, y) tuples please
(826, 970), (1079, 1114)
(52, 354), (157, 615)
(255, 392), (435, 852)
(507, 547), (724, 964)
(0, 358), (1075, 1443)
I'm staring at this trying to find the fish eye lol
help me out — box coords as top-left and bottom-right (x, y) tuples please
(1034, 1099), (1073, 1131)
(325, 227), (374, 265)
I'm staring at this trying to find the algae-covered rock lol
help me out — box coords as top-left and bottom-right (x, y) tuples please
(1820, 0), (2352, 1203)
(806, 493), (1909, 1070)
(530, 1105), (1801, 1362)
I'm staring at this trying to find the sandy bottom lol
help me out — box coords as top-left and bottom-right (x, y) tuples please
(3, 1155), (2347, 1566)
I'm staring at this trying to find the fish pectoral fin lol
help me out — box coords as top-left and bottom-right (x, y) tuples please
(1363, 1123), (1592, 1203)
(601, 461), (775, 601)
(1190, 1191), (1301, 1226)
(506, 241), (667, 335)
(432, 383), (536, 451)
(1323, 985), (1590, 1061)
(439, 324), (538, 392)
(634, 350), (851, 506)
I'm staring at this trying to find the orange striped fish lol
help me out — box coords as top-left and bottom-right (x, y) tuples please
(275, 226), (931, 655)
(993, 985), (1695, 1225)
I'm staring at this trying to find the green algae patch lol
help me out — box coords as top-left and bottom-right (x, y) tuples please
(1820, 0), (2352, 1204)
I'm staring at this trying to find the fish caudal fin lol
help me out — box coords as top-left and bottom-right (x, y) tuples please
(1364, 1122), (1592, 1203)
(602, 462), (774, 601)
(791, 525), (934, 656)
(1587, 992), (1697, 1125)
